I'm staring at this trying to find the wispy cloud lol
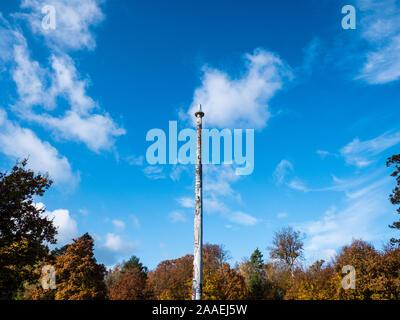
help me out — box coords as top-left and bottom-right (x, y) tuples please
(316, 149), (338, 159)
(132, 215), (140, 228)
(297, 174), (395, 262)
(273, 159), (309, 192)
(176, 197), (195, 208)
(168, 211), (187, 223)
(287, 178), (309, 192)
(228, 211), (259, 226)
(340, 131), (400, 167)
(125, 155), (144, 166)
(112, 219), (125, 229)
(300, 37), (322, 77)
(273, 160), (293, 184)
(169, 164), (189, 181)
(143, 166), (165, 180)
(356, 0), (400, 84)
(277, 212), (288, 219)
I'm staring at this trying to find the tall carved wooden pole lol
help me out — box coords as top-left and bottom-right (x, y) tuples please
(192, 104), (204, 300)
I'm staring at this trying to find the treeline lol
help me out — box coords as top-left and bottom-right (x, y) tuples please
(1, 155), (400, 300)
(15, 233), (400, 300)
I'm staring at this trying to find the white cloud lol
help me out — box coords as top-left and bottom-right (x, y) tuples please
(177, 197), (195, 208)
(188, 48), (292, 128)
(103, 233), (136, 253)
(48, 54), (96, 114)
(228, 211), (258, 226)
(340, 131), (400, 167)
(39, 203), (79, 245)
(0, 109), (77, 185)
(356, 0), (400, 84)
(31, 110), (125, 152)
(11, 47), (125, 152)
(273, 160), (293, 184)
(168, 211), (186, 223)
(204, 164), (241, 197)
(12, 43), (53, 108)
(112, 219), (125, 229)
(204, 196), (229, 214)
(19, 0), (104, 51)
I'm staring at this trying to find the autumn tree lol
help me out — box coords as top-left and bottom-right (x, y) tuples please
(147, 244), (246, 300)
(376, 245), (400, 299)
(285, 261), (339, 300)
(268, 227), (304, 278)
(147, 254), (193, 300)
(0, 160), (56, 299)
(108, 256), (150, 300)
(334, 239), (400, 300)
(387, 154), (400, 245)
(202, 244), (246, 300)
(33, 233), (107, 300)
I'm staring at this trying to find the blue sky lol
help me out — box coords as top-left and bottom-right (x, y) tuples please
(1, 0), (400, 269)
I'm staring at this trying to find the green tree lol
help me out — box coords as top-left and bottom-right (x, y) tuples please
(0, 160), (56, 299)
(387, 154), (400, 245)
(250, 248), (263, 270)
(248, 248), (264, 299)
(269, 227), (304, 278)
(121, 255), (148, 275)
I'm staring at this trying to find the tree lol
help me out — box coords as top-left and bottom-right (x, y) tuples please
(387, 154), (400, 245)
(202, 244), (246, 300)
(33, 233), (107, 300)
(121, 255), (148, 275)
(334, 239), (400, 300)
(147, 254), (193, 300)
(284, 262), (339, 300)
(250, 248), (263, 270)
(247, 248), (264, 299)
(0, 160), (56, 299)
(268, 227), (304, 278)
(108, 256), (150, 300)
(147, 244), (246, 300)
